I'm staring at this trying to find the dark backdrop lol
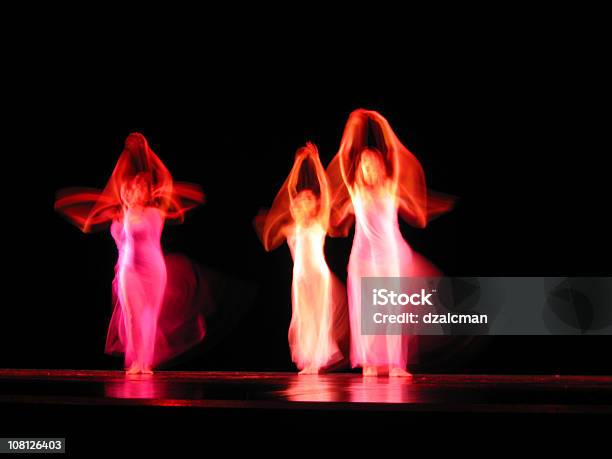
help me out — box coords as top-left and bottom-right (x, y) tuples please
(3, 32), (610, 374)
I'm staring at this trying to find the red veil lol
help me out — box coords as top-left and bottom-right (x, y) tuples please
(55, 132), (204, 232)
(326, 109), (454, 236)
(255, 142), (331, 251)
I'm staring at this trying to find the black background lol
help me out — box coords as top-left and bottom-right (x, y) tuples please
(2, 17), (610, 375)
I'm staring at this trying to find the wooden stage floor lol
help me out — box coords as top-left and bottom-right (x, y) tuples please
(1, 369), (611, 450)
(1, 369), (611, 413)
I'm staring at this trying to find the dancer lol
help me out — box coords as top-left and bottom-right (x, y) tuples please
(55, 133), (205, 374)
(327, 109), (453, 377)
(256, 143), (348, 374)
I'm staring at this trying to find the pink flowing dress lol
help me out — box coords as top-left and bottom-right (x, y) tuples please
(107, 207), (167, 370)
(348, 190), (415, 368)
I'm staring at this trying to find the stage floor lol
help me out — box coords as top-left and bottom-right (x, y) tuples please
(1, 369), (611, 414)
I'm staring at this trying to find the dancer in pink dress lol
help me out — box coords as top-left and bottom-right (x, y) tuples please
(256, 143), (348, 374)
(327, 109), (454, 377)
(56, 133), (205, 374)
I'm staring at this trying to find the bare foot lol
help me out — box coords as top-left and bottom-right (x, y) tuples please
(363, 365), (378, 377)
(299, 366), (319, 375)
(389, 367), (413, 378)
(126, 366), (141, 375)
(141, 368), (154, 375)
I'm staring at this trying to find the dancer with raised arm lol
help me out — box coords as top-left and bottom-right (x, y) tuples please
(55, 133), (205, 374)
(256, 143), (348, 374)
(327, 109), (454, 377)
